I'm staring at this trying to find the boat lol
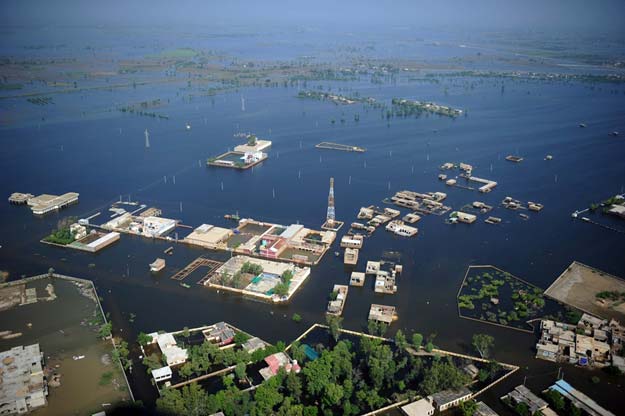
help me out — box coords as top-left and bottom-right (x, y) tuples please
(519, 213), (529, 220)
(185, 123), (191, 130)
(334, 251), (340, 257)
(224, 213), (240, 221)
(72, 355), (85, 360)
(579, 123), (587, 128)
(150, 258), (166, 272)
(180, 283), (191, 289)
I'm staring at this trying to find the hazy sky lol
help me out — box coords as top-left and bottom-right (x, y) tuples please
(2, 0), (625, 36)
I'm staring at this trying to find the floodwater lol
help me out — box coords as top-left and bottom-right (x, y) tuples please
(1, 26), (625, 414)
(0, 278), (131, 415)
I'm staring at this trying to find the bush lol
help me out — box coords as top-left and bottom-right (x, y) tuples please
(292, 313), (302, 323)
(234, 332), (250, 345)
(99, 371), (114, 386)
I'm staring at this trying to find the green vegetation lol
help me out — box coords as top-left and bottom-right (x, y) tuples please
(326, 315), (342, 341)
(595, 290), (625, 302)
(241, 262), (263, 276)
(459, 399), (477, 416)
(137, 332), (153, 346)
(98, 322), (112, 338)
(411, 333), (423, 348)
(99, 371), (114, 386)
(472, 334), (494, 358)
(156, 329), (475, 416)
(247, 135), (257, 146)
(272, 282), (290, 297)
(27, 96), (53, 105)
(233, 332), (250, 345)
(458, 267), (547, 330)
(391, 98), (462, 118)
(44, 226), (76, 245)
(292, 313), (302, 323)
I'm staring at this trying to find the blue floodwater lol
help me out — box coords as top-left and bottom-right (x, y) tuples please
(1, 26), (625, 412)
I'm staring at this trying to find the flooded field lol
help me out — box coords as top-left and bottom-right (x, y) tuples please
(0, 276), (131, 415)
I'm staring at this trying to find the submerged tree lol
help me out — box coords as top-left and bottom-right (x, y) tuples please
(472, 334), (495, 358)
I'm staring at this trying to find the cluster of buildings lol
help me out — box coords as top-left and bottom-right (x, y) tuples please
(501, 380), (616, 416)
(60, 223), (120, 253)
(385, 219), (418, 237)
(502, 196), (544, 212)
(390, 190), (451, 216)
(101, 205), (177, 239)
(536, 313), (624, 371)
(0, 344), (47, 414)
(185, 218), (335, 266)
(501, 385), (553, 416)
(9, 192), (79, 215)
(439, 162), (497, 193)
(147, 322), (241, 386)
(354, 205), (402, 234)
(207, 136), (271, 170)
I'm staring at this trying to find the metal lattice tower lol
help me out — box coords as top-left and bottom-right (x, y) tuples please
(144, 129), (150, 148)
(326, 177), (335, 223)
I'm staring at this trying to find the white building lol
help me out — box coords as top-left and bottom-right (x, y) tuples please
(142, 216), (176, 238)
(148, 332), (188, 366)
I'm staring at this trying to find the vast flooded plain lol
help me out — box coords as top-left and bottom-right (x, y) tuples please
(1, 24), (624, 413)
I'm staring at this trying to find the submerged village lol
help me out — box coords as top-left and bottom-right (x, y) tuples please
(1, 8), (625, 416)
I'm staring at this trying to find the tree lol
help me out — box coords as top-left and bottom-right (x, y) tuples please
(281, 269), (293, 285)
(179, 362), (194, 379)
(292, 313), (302, 323)
(411, 332), (423, 348)
(273, 282), (289, 297)
(459, 400), (477, 416)
(394, 329), (408, 350)
(235, 362), (247, 382)
(143, 353), (163, 373)
(182, 326), (190, 338)
(290, 341), (307, 364)
(253, 375), (284, 414)
(322, 383), (344, 407)
(472, 333), (494, 358)
(234, 331), (250, 345)
(424, 341), (434, 353)
(285, 370), (303, 401)
(137, 332), (153, 346)
(326, 315), (342, 341)
(98, 322), (112, 339)
(544, 389), (565, 411)
(421, 356), (470, 396)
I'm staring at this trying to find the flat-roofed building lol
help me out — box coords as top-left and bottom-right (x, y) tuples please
(0, 344), (47, 414)
(431, 387), (472, 411)
(368, 304), (396, 324)
(142, 216), (176, 237)
(27, 192), (79, 215)
(400, 397), (435, 416)
(152, 366), (172, 383)
(185, 224), (232, 248)
(350, 272), (365, 287)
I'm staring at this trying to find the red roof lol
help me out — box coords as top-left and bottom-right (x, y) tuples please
(264, 354), (281, 374)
